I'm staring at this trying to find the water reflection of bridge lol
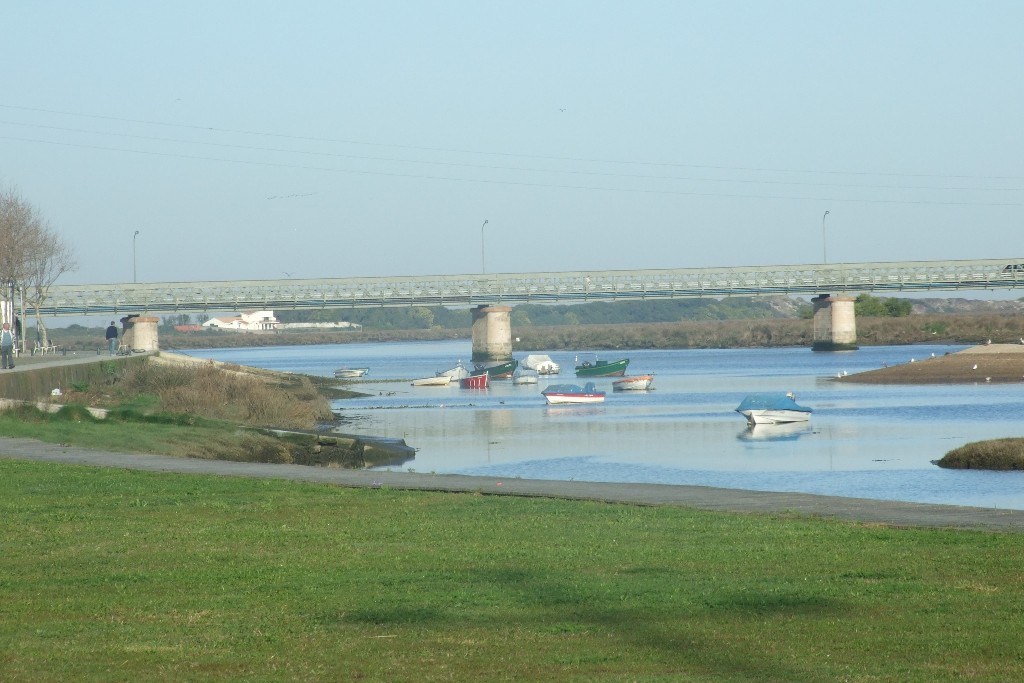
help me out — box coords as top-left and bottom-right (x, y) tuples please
(34, 258), (1024, 317)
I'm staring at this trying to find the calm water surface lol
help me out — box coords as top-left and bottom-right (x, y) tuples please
(183, 341), (1024, 510)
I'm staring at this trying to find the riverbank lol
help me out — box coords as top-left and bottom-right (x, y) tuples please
(39, 311), (1024, 353)
(3, 436), (1022, 531)
(839, 343), (1024, 384)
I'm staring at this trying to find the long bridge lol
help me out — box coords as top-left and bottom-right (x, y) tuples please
(31, 257), (1024, 317)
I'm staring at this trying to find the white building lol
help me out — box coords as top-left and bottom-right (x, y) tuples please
(201, 310), (361, 332)
(202, 310), (279, 332)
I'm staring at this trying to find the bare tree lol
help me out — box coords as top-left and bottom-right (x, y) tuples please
(24, 225), (77, 348)
(0, 186), (77, 350)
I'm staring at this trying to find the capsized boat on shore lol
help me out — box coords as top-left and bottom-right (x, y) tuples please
(735, 392), (812, 426)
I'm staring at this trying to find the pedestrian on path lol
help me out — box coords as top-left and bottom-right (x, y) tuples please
(105, 321), (119, 355)
(1, 322), (14, 369)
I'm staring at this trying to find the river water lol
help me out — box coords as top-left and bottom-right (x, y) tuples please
(182, 340), (1024, 510)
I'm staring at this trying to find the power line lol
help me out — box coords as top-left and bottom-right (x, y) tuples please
(2, 134), (1019, 208)
(1, 119), (1019, 194)
(2, 102), (1021, 182)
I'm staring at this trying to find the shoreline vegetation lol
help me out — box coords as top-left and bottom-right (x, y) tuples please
(0, 352), (414, 468)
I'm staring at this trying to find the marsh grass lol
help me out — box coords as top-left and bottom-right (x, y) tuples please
(1, 460), (1022, 682)
(939, 438), (1024, 470)
(65, 360), (335, 429)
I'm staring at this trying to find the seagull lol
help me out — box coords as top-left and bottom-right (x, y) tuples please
(972, 364), (978, 370)
(910, 358), (915, 363)
(985, 377), (992, 382)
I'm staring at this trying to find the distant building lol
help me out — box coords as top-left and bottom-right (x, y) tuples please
(202, 310), (279, 332)
(200, 310), (361, 332)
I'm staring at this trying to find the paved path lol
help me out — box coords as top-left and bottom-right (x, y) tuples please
(2, 436), (1021, 533)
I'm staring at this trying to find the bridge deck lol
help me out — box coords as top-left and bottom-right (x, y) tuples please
(28, 258), (1024, 316)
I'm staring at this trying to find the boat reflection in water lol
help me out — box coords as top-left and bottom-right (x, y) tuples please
(738, 422), (814, 442)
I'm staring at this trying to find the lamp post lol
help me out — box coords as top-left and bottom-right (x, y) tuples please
(821, 211), (830, 264)
(480, 219), (489, 274)
(133, 231), (140, 283)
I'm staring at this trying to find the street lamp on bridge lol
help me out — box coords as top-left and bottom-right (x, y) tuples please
(133, 230), (140, 282)
(821, 211), (830, 264)
(480, 219), (489, 274)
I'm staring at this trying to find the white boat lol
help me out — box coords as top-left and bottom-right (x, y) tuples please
(542, 382), (606, 405)
(412, 375), (452, 387)
(436, 361), (469, 381)
(334, 367), (369, 378)
(738, 422), (813, 441)
(512, 368), (539, 385)
(612, 374), (654, 391)
(735, 392), (812, 426)
(521, 354), (560, 375)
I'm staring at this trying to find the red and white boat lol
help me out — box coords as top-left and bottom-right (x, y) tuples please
(612, 374), (654, 391)
(542, 382), (606, 405)
(460, 373), (490, 389)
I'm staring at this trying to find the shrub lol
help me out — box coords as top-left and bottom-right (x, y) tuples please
(938, 439), (1024, 470)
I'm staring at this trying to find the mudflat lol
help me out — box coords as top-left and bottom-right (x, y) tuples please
(840, 343), (1024, 384)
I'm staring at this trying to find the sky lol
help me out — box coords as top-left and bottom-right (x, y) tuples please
(2, 1), (1022, 293)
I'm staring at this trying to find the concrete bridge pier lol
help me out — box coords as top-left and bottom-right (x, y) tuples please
(811, 295), (858, 351)
(121, 315), (160, 352)
(471, 305), (512, 363)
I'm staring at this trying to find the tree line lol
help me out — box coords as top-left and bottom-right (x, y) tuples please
(269, 293), (916, 332)
(0, 187), (77, 349)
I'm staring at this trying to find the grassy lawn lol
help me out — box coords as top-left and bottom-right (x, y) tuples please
(1, 459), (1023, 682)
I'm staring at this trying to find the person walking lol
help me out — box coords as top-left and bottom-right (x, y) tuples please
(1, 322), (14, 369)
(105, 321), (119, 355)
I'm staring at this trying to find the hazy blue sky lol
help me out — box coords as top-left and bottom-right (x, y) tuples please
(2, 1), (1022, 287)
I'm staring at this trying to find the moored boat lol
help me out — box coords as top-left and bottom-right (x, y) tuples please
(521, 354), (560, 375)
(460, 373), (490, 389)
(574, 355), (629, 378)
(512, 368), (539, 385)
(334, 367), (369, 378)
(472, 359), (518, 379)
(735, 392), (812, 426)
(436, 360), (469, 382)
(542, 382), (606, 405)
(612, 374), (654, 391)
(411, 375), (452, 387)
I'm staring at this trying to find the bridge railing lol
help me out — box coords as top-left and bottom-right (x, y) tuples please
(27, 258), (1024, 316)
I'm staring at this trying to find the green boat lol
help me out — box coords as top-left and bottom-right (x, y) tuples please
(574, 356), (629, 378)
(471, 359), (518, 379)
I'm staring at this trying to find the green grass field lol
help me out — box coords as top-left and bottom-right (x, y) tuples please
(2, 458), (1023, 682)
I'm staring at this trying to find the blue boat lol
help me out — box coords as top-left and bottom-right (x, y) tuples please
(736, 392), (812, 426)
